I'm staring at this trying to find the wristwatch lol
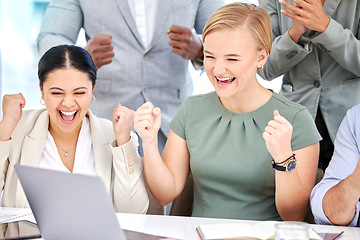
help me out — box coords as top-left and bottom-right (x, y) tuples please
(272, 154), (297, 172)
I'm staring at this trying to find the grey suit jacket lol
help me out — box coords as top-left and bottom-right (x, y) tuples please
(0, 109), (148, 213)
(258, 0), (360, 141)
(37, 0), (224, 137)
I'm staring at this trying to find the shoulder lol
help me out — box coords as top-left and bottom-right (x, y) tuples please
(177, 92), (218, 114)
(16, 109), (48, 130)
(270, 93), (311, 122)
(183, 91), (217, 106)
(346, 104), (360, 120)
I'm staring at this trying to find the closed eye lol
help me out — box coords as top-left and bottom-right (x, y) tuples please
(228, 58), (238, 62)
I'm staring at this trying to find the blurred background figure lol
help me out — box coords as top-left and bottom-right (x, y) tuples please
(36, 0), (224, 156)
(258, 0), (360, 171)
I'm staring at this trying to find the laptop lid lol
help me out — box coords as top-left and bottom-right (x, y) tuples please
(14, 165), (164, 240)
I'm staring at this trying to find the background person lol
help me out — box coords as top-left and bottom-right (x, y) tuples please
(258, 0), (360, 171)
(36, 0), (224, 155)
(134, 3), (321, 221)
(0, 45), (148, 213)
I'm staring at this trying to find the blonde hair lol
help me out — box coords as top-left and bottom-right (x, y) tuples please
(203, 3), (272, 53)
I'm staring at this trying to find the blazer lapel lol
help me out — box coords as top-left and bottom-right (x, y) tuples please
(88, 111), (113, 194)
(145, 0), (171, 53)
(16, 111), (49, 207)
(113, 0), (144, 48)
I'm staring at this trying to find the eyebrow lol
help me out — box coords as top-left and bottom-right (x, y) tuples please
(48, 87), (88, 91)
(203, 50), (241, 58)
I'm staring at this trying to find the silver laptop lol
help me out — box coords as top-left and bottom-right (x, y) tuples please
(14, 165), (165, 240)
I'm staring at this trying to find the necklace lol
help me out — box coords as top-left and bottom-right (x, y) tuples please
(54, 142), (76, 157)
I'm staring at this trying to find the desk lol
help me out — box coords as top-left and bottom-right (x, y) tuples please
(117, 213), (360, 240)
(1, 208), (359, 240)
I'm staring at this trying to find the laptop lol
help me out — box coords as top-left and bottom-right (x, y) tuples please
(14, 165), (166, 240)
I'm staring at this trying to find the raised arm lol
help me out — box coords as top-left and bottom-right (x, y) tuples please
(111, 104), (148, 213)
(134, 102), (190, 205)
(36, 0), (83, 55)
(263, 110), (319, 221)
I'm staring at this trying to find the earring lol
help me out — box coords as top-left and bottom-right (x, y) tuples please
(91, 95), (96, 103)
(40, 98), (45, 105)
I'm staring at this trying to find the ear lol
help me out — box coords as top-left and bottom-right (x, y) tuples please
(257, 49), (269, 70)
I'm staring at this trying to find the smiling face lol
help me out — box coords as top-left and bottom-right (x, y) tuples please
(203, 27), (267, 101)
(41, 68), (94, 135)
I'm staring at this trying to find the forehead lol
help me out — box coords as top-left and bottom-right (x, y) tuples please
(204, 27), (258, 53)
(44, 68), (92, 86)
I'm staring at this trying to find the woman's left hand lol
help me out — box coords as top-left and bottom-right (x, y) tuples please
(263, 110), (293, 163)
(112, 103), (134, 146)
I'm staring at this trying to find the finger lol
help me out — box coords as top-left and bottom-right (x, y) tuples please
(152, 107), (161, 117)
(263, 131), (271, 142)
(264, 125), (276, 135)
(152, 108), (161, 129)
(168, 24), (188, 34)
(93, 34), (112, 44)
(279, 0), (304, 13)
(273, 110), (280, 118)
(97, 58), (113, 68)
(267, 119), (282, 130)
(168, 32), (186, 41)
(92, 44), (114, 53)
(137, 102), (154, 111)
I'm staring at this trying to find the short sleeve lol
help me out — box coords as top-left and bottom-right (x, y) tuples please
(291, 108), (322, 150)
(169, 98), (189, 140)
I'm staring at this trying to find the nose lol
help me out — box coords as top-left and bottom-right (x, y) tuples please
(213, 60), (227, 75)
(62, 94), (76, 108)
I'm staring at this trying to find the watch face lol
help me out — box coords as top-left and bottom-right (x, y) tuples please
(286, 160), (297, 172)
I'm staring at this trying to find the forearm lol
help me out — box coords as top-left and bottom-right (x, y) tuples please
(143, 142), (179, 206)
(275, 169), (311, 220)
(112, 134), (149, 213)
(0, 120), (16, 141)
(36, 0), (82, 55)
(322, 176), (360, 225)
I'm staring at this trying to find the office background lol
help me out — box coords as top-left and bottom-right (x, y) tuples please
(0, 0), (280, 117)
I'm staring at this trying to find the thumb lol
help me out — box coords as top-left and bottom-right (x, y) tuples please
(273, 110), (280, 118)
(153, 107), (161, 129)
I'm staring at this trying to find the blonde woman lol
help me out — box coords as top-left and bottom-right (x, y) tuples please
(134, 3), (321, 221)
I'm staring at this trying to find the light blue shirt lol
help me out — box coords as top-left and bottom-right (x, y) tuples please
(311, 104), (360, 226)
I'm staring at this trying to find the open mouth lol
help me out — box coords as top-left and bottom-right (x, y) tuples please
(59, 110), (78, 122)
(215, 76), (236, 85)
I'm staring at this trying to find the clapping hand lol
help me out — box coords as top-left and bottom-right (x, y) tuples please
(85, 34), (115, 70)
(263, 110), (293, 163)
(112, 103), (134, 146)
(279, 0), (330, 34)
(167, 25), (203, 60)
(134, 102), (161, 146)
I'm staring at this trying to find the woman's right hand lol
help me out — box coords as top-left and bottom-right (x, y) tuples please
(0, 93), (26, 140)
(134, 102), (161, 145)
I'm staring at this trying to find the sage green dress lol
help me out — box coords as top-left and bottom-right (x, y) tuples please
(170, 91), (321, 220)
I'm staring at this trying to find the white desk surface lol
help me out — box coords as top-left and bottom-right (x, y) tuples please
(117, 213), (360, 240)
(1, 208), (359, 240)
